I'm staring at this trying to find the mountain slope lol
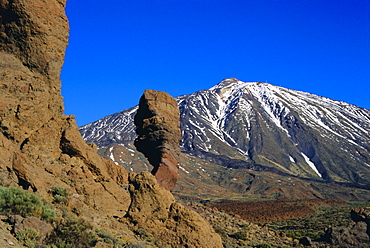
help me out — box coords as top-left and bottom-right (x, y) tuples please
(80, 78), (370, 189)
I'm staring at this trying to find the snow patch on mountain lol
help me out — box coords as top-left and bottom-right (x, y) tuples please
(80, 106), (137, 146)
(301, 153), (322, 178)
(109, 147), (115, 161)
(245, 82), (291, 135)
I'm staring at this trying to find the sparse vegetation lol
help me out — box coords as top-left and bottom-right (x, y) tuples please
(0, 186), (55, 221)
(186, 202), (295, 247)
(51, 186), (69, 204)
(46, 217), (97, 248)
(230, 230), (248, 240)
(96, 228), (126, 246)
(265, 201), (370, 241)
(210, 199), (348, 223)
(124, 242), (149, 248)
(255, 243), (272, 248)
(134, 226), (155, 243)
(15, 228), (40, 248)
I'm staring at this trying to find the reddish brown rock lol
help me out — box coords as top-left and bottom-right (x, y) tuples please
(134, 89), (181, 191)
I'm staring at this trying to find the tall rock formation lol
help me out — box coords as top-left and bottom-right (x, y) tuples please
(0, 1), (223, 247)
(134, 89), (181, 191)
(0, 0), (131, 220)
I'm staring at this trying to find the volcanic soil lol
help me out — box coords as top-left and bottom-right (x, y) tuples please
(210, 199), (346, 223)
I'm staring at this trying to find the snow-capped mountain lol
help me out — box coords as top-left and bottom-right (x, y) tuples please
(80, 78), (370, 188)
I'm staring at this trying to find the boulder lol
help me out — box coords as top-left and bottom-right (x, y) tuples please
(9, 215), (53, 236)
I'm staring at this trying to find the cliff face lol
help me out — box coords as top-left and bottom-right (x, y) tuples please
(0, 0), (131, 220)
(0, 1), (223, 246)
(134, 89), (182, 191)
(0, 0), (67, 142)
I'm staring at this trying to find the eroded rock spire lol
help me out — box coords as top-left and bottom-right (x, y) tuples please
(134, 89), (181, 191)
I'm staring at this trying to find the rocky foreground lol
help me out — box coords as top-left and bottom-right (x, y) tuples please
(0, 0), (223, 247)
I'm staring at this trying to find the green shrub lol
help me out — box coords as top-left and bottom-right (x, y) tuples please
(134, 227), (155, 243)
(97, 229), (126, 246)
(0, 186), (55, 220)
(286, 230), (305, 239)
(213, 225), (227, 236)
(230, 231), (248, 240)
(16, 228), (40, 248)
(51, 186), (69, 204)
(46, 217), (97, 248)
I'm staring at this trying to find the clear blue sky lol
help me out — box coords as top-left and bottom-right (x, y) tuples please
(61, 0), (370, 126)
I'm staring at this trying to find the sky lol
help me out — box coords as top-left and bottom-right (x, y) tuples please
(61, 0), (370, 126)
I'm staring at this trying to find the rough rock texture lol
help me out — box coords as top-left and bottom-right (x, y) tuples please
(9, 215), (53, 236)
(0, 0), (132, 223)
(124, 171), (223, 248)
(0, 1), (224, 247)
(134, 89), (181, 191)
(0, 215), (23, 247)
(320, 208), (370, 247)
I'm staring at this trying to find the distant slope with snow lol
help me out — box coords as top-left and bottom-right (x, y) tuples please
(80, 78), (370, 189)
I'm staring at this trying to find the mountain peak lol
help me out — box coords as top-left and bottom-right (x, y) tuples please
(210, 78), (244, 89)
(210, 78), (273, 93)
(80, 79), (370, 191)
(210, 78), (252, 100)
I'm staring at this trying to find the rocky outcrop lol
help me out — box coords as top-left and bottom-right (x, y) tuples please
(134, 89), (181, 191)
(124, 171), (223, 248)
(320, 208), (370, 247)
(0, 215), (24, 248)
(9, 215), (53, 237)
(0, 0), (131, 222)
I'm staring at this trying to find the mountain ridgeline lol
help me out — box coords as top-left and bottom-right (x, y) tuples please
(80, 78), (370, 190)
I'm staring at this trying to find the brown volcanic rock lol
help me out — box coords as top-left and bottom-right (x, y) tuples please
(0, 0), (131, 221)
(351, 208), (370, 224)
(134, 89), (181, 191)
(125, 171), (223, 248)
(0, 0), (67, 143)
(9, 215), (53, 237)
(0, 1), (224, 247)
